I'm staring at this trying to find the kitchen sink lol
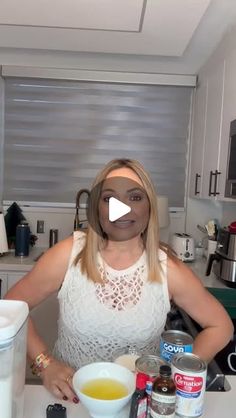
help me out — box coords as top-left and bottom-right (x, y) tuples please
(206, 358), (231, 391)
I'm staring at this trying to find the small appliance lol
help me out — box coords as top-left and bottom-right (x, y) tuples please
(0, 299), (29, 418)
(170, 233), (195, 262)
(206, 223), (236, 287)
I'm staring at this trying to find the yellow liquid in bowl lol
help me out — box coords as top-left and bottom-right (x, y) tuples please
(81, 378), (129, 400)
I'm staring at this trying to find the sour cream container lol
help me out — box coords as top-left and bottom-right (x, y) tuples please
(171, 353), (207, 417)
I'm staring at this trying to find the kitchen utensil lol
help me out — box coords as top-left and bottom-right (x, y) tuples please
(170, 233), (195, 262)
(72, 362), (135, 418)
(197, 224), (207, 234)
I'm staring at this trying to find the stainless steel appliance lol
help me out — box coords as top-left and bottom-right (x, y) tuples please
(206, 226), (236, 287)
(170, 233), (195, 262)
(225, 119), (236, 198)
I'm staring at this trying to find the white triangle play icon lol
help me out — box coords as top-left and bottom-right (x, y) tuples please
(109, 197), (131, 222)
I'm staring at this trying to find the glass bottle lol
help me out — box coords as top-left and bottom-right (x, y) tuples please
(150, 365), (176, 418)
(129, 372), (148, 418)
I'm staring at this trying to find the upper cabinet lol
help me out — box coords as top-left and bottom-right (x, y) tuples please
(189, 75), (208, 198)
(189, 53), (235, 201)
(201, 61), (225, 199)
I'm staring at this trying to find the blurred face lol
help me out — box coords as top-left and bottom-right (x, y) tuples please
(98, 167), (150, 242)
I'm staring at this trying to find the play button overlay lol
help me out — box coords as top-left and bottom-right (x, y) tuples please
(86, 175), (150, 241)
(109, 197), (131, 222)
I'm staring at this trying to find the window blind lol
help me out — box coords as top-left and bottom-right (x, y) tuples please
(3, 78), (192, 208)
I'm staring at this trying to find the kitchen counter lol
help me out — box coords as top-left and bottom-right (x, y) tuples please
(1, 250), (236, 317)
(0, 250), (230, 287)
(188, 256), (227, 289)
(0, 247), (45, 271)
(24, 377), (236, 418)
(0, 249), (224, 283)
(188, 257), (236, 318)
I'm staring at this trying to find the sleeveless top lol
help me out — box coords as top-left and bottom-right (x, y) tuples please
(53, 231), (171, 369)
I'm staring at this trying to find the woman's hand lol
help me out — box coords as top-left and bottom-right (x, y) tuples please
(40, 358), (79, 403)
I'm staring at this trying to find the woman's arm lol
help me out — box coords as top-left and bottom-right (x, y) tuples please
(167, 256), (234, 363)
(4, 236), (78, 401)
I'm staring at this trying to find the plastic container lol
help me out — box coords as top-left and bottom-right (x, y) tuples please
(0, 300), (29, 418)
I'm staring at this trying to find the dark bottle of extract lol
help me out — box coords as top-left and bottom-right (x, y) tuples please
(129, 372), (148, 418)
(150, 365), (176, 418)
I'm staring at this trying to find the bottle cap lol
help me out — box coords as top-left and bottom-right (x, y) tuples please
(136, 372), (148, 390)
(159, 365), (171, 377)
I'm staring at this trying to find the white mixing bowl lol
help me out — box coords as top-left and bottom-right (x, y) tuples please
(72, 362), (135, 418)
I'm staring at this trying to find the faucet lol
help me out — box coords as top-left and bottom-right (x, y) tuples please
(74, 189), (90, 230)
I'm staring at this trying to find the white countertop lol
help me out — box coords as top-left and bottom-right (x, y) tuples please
(187, 256), (228, 289)
(24, 377), (236, 418)
(0, 247), (45, 272)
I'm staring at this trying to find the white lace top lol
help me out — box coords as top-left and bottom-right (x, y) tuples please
(53, 231), (170, 369)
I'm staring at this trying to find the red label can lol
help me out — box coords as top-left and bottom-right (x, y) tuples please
(171, 353), (207, 417)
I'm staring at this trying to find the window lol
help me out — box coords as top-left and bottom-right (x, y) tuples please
(3, 78), (192, 208)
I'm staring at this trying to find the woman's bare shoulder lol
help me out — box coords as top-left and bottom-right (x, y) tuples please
(35, 235), (74, 271)
(25, 235), (74, 290)
(166, 255), (205, 299)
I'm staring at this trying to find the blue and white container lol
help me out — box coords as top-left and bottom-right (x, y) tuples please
(160, 330), (193, 364)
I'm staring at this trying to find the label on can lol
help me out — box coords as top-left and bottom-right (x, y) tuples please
(171, 353), (207, 417)
(160, 330), (193, 364)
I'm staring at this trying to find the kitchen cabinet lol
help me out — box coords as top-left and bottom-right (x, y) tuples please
(189, 61), (228, 199)
(219, 50), (236, 195)
(189, 76), (207, 198)
(201, 61), (225, 199)
(189, 57), (234, 201)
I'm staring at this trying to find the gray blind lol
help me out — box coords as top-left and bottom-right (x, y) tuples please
(3, 78), (192, 207)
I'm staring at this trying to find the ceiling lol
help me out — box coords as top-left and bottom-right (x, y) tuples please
(0, 0), (236, 74)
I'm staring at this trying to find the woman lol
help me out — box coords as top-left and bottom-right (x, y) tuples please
(4, 158), (233, 403)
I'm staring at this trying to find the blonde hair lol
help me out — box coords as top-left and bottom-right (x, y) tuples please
(74, 158), (166, 283)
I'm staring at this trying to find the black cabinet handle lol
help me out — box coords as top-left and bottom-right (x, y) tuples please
(214, 170), (221, 196)
(0, 278), (2, 299)
(208, 170), (214, 196)
(194, 173), (201, 195)
(209, 170), (221, 196)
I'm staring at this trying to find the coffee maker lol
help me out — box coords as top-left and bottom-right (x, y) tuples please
(0, 300), (29, 418)
(206, 226), (236, 287)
